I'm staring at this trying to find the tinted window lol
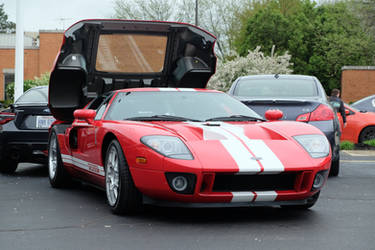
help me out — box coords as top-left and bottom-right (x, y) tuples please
(96, 34), (167, 73)
(106, 91), (262, 121)
(15, 87), (48, 104)
(234, 78), (318, 98)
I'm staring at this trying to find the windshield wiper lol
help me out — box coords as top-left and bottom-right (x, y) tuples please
(205, 115), (265, 122)
(125, 115), (202, 122)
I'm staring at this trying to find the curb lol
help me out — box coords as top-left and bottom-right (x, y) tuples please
(341, 150), (375, 157)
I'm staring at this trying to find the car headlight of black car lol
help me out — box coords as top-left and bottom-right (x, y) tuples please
(293, 134), (330, 158)
(141, 135), (193, 160)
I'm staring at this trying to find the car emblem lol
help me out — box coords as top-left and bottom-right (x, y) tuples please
(251, 156), (262, 161)
(43, 108), (50, 113)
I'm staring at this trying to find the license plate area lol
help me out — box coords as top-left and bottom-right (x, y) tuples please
(36, 115), (55, 129)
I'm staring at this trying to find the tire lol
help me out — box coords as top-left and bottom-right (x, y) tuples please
(282, 191), (320, 210)
(0, 158), (18, 174)
(359, 126), (375, 143)
(329, 154), (340, 177)
(48, 131), (69, 188)
(105, 140), (142, 214)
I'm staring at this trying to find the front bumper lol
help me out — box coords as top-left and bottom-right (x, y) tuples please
(143, 195), (314, 208)
(130, 159), (330, 206)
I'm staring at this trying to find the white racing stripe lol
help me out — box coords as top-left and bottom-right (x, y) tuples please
(230, 191), (278, 203)
(245, 140), (284, 173)
(158, 88), (197, 92)
(220, 123), (284, 173)
(231, 192), (255, 202)
(254, 191), (278, 202)
(189, 122), (284, 173)
(61, 154), (105, 176)
(189, 122), (261, 173)
(159, 88), (178, 91)
(177, 88), (197, 91)
(221, 140), (261, 173)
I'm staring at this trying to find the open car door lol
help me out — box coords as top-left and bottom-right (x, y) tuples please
(49, 20), (217, 122)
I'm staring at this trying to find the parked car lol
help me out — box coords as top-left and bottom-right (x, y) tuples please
(228, 74), (341, 176)
(340, 104), (375, 143)
(47, 20), (331, 214)
(351, 95), (375, 113)
(0, 86), (55, 174)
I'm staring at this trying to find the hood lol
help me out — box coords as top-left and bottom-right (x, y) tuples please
(49, 19), (217, 121)
(143, 121), (322, 173)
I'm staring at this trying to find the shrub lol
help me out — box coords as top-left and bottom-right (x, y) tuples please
(340, 140), (355, 150)
(207, 46), (293, 91)
(363, 139), (375, 147)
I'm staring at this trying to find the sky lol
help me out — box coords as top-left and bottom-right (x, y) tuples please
(0, 0), (115, 31)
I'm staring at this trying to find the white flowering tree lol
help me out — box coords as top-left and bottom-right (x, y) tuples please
(207, 46), (293, 91)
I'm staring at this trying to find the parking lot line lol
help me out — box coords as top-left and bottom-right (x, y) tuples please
(341, 160), (375, 163)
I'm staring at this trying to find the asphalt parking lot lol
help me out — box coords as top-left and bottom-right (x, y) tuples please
(1, 151), (375, 250)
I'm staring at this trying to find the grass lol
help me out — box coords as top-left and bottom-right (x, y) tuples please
(363, 139), (375, 147)
(340, 140), (355, 150)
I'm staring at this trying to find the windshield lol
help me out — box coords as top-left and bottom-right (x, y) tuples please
(105, 91), (262, 121)
(15, 87), (48, 104)
(347, 104), (359, 112)
(234, 78), (318, 98)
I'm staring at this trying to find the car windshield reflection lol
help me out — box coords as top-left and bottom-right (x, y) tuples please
(106, 91), (263, 122)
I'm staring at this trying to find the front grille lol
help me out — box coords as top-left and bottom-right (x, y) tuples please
(212, 172), (298, 192)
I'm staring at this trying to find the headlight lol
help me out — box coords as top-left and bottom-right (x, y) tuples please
(141, 135), (193, 160)
(293, 134), (330, 158)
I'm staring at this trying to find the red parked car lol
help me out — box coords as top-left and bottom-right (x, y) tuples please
(47, 20), (331, 214)
(340, 104), (375, 143)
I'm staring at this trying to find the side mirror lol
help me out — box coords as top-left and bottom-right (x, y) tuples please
(345, 109), (350, 116)
(265, 109), (283, 121)
(73, 109), (96, 124)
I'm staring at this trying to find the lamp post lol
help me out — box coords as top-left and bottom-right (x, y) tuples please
(14, 0), (24, 101)
(195, 0), (198, 26)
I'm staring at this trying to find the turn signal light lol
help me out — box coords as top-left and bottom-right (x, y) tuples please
(136, 157), (147, 164)
(0, 113), (15, 125)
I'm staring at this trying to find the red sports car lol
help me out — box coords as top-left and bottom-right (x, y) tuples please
(340, 104), (375, 143)
(47, 20), (331, 214)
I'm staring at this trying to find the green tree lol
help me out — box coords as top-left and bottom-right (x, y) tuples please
(0, 4), (15, 33)
(350, 0), (375, 36)
(234, 0), (375, 92)
(308, 2), (375, 91)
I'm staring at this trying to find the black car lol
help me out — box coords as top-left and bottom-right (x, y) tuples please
(0, 86), (54, 174)
(228, 74), (341, 176)
(351, 95), (375, 112)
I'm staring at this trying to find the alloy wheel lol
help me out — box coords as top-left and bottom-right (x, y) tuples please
(49, 134), (57, 179)
(106, 146), (120, 206)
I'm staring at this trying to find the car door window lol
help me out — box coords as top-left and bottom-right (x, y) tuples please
(95, 95), (113, 120)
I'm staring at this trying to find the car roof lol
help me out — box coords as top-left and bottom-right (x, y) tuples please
(352, 94), (375, 104)
(238, 74), (317, 81)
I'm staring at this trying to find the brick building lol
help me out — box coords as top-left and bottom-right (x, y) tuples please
(0, 30), (63, 101)
(341, 66), (375, 103)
